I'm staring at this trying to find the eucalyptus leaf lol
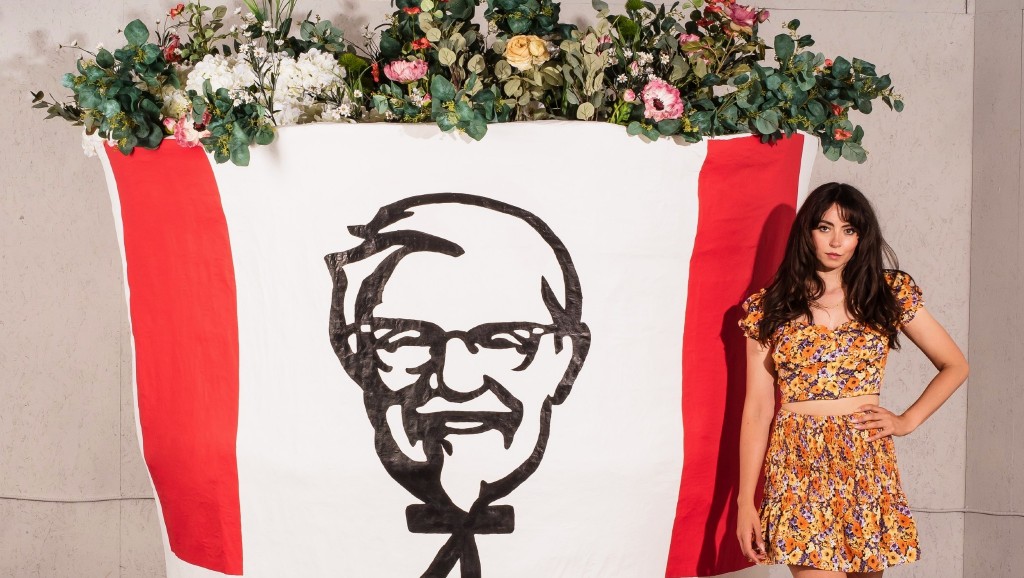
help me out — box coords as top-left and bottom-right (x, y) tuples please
(450, 33), (466, 53)
(418, 13), (435, 31)
(656, 119), (681, 134)
(439, 47), (457, 66)
(230, 145), (250, 166)
(124, 19), (150, 46)
(495, 60), (512, 80)
(503, 78), (522, 97)
(467, 54), (486, 74)
(831, 56), (851, 79)
(577, 102), (595, 120)
(774, 34), (794, 65)
(96, 49), (115, 68)
(426, 27), (443, 42)
(431, 75), (456, 101)
(466, 119), (487, 140)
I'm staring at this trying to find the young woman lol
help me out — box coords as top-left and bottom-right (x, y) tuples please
(735, 182), (968, 577)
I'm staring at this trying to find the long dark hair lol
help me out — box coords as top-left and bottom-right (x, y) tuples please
(757, 182), (906, 348)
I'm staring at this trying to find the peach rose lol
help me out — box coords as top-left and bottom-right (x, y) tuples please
(504, 35), (550, 71)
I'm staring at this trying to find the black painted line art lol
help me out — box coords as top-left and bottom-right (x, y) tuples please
(325, 193), (591, 578)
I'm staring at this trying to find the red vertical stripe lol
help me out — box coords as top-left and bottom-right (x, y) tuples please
(107, 145), (243, 575)
(666, 134), (805, 577)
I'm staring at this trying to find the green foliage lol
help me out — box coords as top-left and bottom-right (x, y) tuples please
(36, 0), (904, 166)
(177, 2), (235, 64)
(48, 19), (178, 155)
(192, 80), (274, 165)
(485, 0), (567, 38)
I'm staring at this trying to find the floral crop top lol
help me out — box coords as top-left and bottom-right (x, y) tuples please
(738, 271), (923, 403)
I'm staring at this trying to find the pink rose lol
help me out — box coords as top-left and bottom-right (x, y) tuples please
(168, 116), (210, 148)
(724, 4), (758, 28)
(641, 78), (684, 122)
(678, 33), (701, 52)
(758, 9), (770, 23)
(623, 89), (636, 102)
(384, 59), (429, 83)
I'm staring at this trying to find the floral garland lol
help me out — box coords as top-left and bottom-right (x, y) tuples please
(35, 0), (903, 166)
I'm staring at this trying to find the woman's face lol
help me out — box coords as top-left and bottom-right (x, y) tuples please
(812, 203), (859, 272)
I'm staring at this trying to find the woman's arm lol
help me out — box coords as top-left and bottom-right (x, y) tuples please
(855, 306), (969, 441)
(736, 336), (777, 562)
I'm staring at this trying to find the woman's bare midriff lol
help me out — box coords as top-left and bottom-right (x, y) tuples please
(781, 394), (880, 416)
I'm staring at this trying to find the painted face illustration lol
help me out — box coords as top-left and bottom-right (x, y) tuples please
(325, 194), (590, 577)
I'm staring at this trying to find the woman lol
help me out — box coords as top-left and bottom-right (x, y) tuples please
(735, 182), (968, 577)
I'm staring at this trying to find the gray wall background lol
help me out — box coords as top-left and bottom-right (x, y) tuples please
(0, 0), (1012, 576)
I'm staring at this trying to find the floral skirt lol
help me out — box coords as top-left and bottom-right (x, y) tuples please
(759, 409), (920, 572)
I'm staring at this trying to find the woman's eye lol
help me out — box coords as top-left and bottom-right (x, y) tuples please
(844, 228), (857, 235)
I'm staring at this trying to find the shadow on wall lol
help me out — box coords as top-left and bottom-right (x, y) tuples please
(699, 203), (794, 574)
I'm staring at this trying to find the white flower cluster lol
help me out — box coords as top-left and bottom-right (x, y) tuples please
(183, 49), (353, 126)
(160, 85), (192, 119)
(185, 54), (258, 104)
(274, 48), (349, 125)
(406, 87), (428, 107)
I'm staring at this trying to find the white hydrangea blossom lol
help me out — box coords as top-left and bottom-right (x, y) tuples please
(185, 49), (349, 126)
(273, 49), (348, 126)
(185, 54), (257, 103)
(160, 85), (192, 119)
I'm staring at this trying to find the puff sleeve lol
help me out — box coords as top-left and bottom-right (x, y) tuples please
(885, 270), (924, 329)
(738, 289), (766, 340)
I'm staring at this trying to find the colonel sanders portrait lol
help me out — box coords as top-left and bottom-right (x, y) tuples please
(325, 193), (591, 577)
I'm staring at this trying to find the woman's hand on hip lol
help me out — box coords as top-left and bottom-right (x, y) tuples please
(853, 404), (915, 441)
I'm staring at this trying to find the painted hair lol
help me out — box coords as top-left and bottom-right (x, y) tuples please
(757, 182), (906, 348)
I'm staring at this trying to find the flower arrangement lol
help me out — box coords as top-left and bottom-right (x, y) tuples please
(34, 0), (904, 166)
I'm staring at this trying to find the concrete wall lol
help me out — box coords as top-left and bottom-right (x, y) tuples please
(966, 1), (1024, 577)
(0, 1), (982, 576)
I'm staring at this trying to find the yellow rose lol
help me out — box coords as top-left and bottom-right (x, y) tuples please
(504, 35), (550, 70)
(527, 36), (549, 64)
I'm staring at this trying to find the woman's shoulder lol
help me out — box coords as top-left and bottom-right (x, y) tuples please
(741, 288), (767, 312)
(883, 269), (924, 326)
(738, 288), (768, 340)
(884, 268), (917, 288)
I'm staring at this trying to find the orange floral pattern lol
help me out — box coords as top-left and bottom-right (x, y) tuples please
(738, 270), (923, 403)
(737, 271), (924, 572)
(759, 410), (920, 572)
